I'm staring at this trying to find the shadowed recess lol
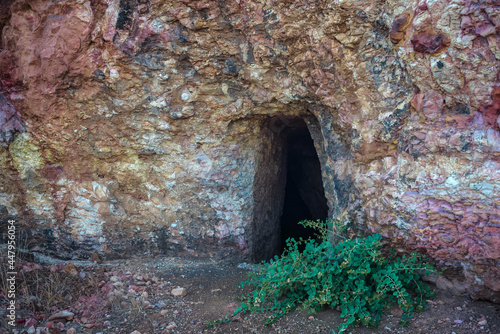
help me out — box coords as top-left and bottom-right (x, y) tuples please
(252, 117), (328, 262)
(279, 123), (328, 253)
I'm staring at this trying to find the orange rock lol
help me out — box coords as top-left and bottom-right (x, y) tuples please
(390, 12), (412, 45)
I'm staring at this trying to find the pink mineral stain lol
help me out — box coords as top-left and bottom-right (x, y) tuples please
(480, 86), (500, 130)
(411, 29), (450, 54)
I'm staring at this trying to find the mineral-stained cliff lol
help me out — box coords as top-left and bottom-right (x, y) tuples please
(0, 0), (499, 301)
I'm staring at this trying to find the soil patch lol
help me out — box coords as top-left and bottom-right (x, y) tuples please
(1, 255), (499, 333)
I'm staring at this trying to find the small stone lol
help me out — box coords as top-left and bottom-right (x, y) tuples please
(91, 252), (102, 264)
(478, 319), (487, 326)
(160, 310), (168, 316)
(166, 323), (176, 330)
(389, 307), (404, 317)
(63, 263), (79, 275)
(456, 306), (462, 311)
(437, 300), (445, 305)
(454, 319), (463, 324)
(156, 301), (167, 308)
(110, 276), (120, 283)
(27, 326), (36, 334)
(66, 329), (76, 334)
(48, 310), (75, 321)
(171, 287), (187, 297)
(101, 283), (114, 293)
(129, 285), (146, 292)
(25, 318), (37, 327)
(130, 331), (141, 334)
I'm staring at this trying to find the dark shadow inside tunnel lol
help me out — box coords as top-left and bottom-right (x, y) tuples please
(252, 117), (328, 262)
(279, 124), (329, 254)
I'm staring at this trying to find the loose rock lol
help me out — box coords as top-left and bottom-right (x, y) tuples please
(48, 311), (74, 321)
(62, 264), (79, 276)
(171, 287), (187, 297)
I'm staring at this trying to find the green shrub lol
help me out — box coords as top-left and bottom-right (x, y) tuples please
(217, 219), (435, 333)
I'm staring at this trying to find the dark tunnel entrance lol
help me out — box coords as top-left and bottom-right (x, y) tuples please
(251, 117), (329, 262)
(279, 123), (329, 254)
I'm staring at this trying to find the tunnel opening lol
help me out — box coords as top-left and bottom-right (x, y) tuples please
(251, 117), (328, 262)
(279, 123), (329, 254)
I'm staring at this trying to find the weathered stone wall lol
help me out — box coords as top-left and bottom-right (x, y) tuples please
(0, 0), (498, 301)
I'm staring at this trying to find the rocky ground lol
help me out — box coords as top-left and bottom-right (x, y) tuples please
(1, 254), (499, 334)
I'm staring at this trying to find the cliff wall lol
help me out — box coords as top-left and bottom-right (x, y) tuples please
(0, 0), (498, 301)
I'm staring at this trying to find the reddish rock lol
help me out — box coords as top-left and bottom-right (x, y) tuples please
(101, 283), (114, 293)
(411, 29), (450, 54)
(390, 12), (412, 45)
(480, 86), (500, 130)
(461, 16), (473, 31)
(422, 90), (444, 119)
(128, 284), (147, 292)
(418, 3), (428, 11)
(476, 24), (496, 37)
(40, 164), (64, 182)
(411, 93), (424, 112)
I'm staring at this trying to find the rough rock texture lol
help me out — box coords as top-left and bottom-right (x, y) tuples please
(0, 0), (499, 301)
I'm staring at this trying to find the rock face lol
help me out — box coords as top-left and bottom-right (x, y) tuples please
(0, 0), (498, 301)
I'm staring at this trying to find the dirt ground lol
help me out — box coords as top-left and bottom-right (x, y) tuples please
(1, 254), (499, 334)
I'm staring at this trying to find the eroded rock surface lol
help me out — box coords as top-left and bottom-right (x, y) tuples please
(0, 0), (499, 301)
